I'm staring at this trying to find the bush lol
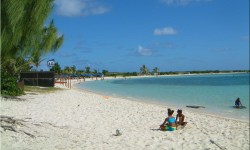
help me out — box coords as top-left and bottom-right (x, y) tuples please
(1, 69), (24, 96)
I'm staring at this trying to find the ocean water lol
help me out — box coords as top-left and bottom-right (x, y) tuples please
(76, 73), (249, 121)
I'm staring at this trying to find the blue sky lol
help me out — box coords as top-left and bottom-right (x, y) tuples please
(41, 0), (249, 72)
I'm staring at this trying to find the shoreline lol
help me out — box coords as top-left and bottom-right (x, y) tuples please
(71, 72), (249, 83)
(72, 74), (249, 123)
(1, 84), (249, 150)
(73, 84), (249, 124)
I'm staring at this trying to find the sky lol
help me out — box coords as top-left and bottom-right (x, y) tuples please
(40, 0), (249, 72)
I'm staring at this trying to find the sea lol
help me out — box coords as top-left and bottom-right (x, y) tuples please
(76, 73), (249, 121)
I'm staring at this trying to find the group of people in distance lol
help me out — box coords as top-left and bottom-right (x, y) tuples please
(160, 108), (187, 131)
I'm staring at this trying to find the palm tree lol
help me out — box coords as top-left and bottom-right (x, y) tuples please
(1, 0), (63, 95)
(76, 70), (84, 76)
(1, 0), (55, 60)
(102, 70), (109, 76)
(29, 21), (64, 69)
(140, 65), (149, 75)
(63, 66), (70, 75)
(153, 67), (159, 74)
(85, 67), (91, 74)
(93, 70), (97, 74)
(36, 20), (64, 55)
(30, 51), (46, 86)
(1, 0), (63, 76)
(70, 65), (76, 74)
(50, 62), (62, 74)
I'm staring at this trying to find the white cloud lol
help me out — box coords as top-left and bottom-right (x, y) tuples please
(160, 0), (212, 6)
(137, 45), (153, 56)
(54, 0), (110, 17)
(90, 6), (110, 15)
(154, 27), (177, 35)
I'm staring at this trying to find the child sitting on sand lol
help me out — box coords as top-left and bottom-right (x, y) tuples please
(176, 109), (187, 127)
(160, 108), (176, 131)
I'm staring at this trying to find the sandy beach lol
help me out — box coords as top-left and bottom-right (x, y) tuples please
(1, 81), (249, 150)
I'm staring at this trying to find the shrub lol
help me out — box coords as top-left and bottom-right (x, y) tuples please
(1, 69), (24, 96)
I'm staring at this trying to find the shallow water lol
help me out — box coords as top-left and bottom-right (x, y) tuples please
(76, 73), (250, 121)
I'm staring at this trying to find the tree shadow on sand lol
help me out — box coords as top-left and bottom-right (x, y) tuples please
(1, 96), (26, 101)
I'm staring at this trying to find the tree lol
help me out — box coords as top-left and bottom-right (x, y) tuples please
(140, 65), (149, 75)
(93, 70), (97, 74)
(29, 21), (64, 70)
(76, 70), (84, 76)
(1, 0), (56, 60)
(63, 66), (70, 74)
(50, 62), (62, 74)
(1, 0), (64, 95)
(102, 70), (109, 75)
(1, 57), (32, 76)
(1, 0), (63, 73)
(153, 67), (159, 74)
(70, 65), (76, 74)
(30, 51), (45, 71)
(85, 67), (91, 73)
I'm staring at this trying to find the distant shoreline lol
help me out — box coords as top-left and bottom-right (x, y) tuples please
(73, 71), (249, 83)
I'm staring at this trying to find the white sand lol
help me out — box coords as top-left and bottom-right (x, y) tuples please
(1, 82), (249, 150)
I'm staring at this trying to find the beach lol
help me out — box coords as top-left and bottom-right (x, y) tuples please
(1, 81), (249, 150)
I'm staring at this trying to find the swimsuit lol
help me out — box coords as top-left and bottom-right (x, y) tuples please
(168, 117), (176, 123)
(162, 117), (176, 131)
(164, 126), (176, 131)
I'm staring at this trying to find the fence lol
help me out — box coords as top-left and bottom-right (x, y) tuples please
(20, 71), (55, 87)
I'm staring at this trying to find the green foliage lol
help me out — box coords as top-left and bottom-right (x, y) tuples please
(106, 72), (138, 77)
(123, 72), (138, 76)
(85, 67), (91, 73)
(93, 70), (97, 74)
(50, 62), (62, 74)
(140, 65), (149, 75)
(76, 70), (84, 76)
(2, 0), (63, 68)
(1, 0), (63, 96)
(1, 57), (32, 76)
(102, 70), (109, 75)
(1, 0), (55, 60)
(63, 65), (76, 74)
(1, 69), (24, 96)
(153, 67), (159, 73)
(70, 65), (76, 74)
(63, 66), (70, 74)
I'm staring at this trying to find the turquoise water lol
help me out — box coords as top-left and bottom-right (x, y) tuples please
(76, 73), (249, 121)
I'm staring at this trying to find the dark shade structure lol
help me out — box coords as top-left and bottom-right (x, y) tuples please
(20, 71), (55, 87)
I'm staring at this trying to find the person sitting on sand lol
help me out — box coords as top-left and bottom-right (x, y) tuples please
(176, 109), (187, 126)
(235, 97), (242, 108)
(160, 108), (176, 131)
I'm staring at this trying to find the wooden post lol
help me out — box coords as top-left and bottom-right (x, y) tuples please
(70, 78), (71, 88)
(68, 77), (69, 88)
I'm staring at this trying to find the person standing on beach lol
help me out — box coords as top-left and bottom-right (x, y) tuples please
(160, 109), (176, 131)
